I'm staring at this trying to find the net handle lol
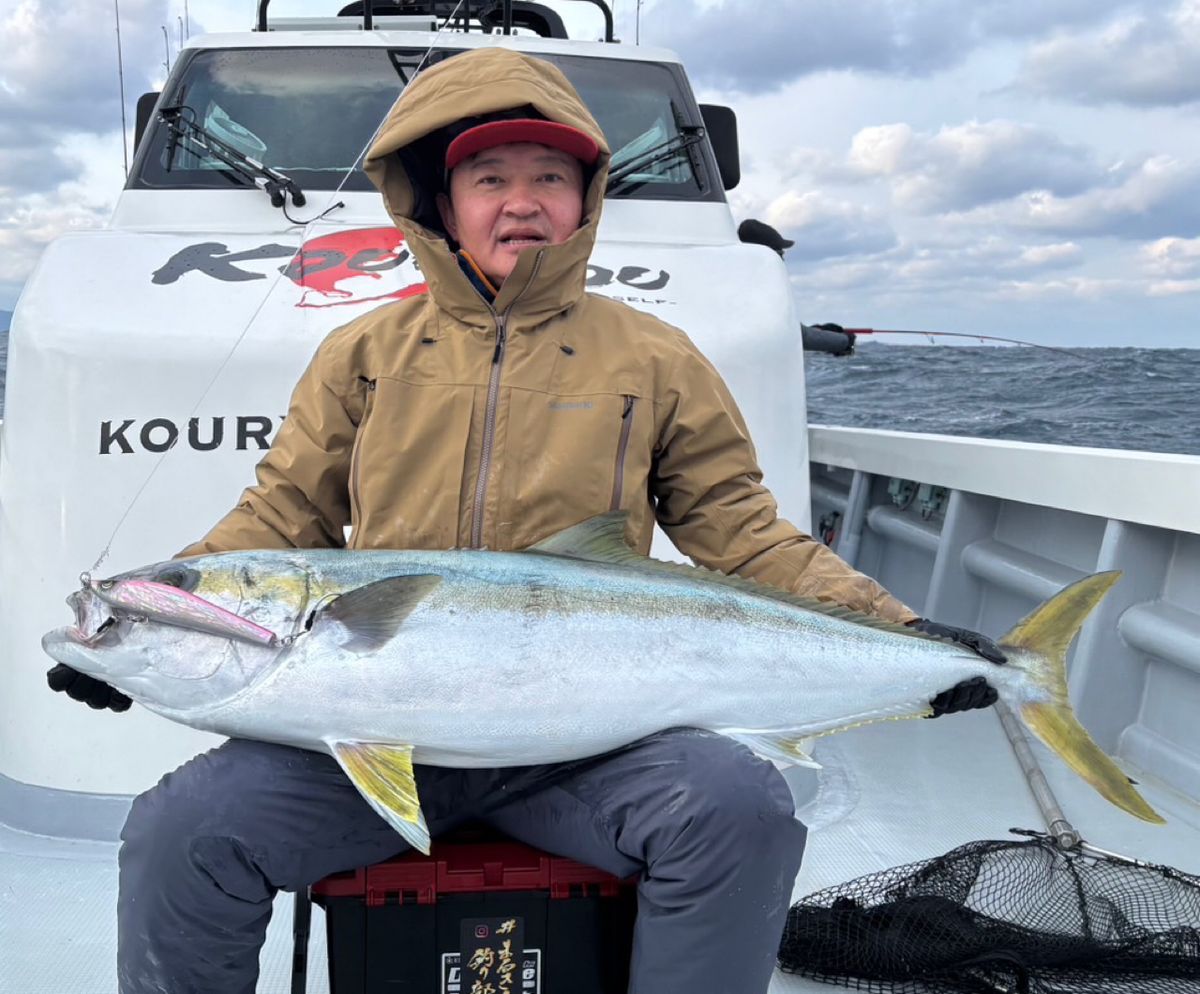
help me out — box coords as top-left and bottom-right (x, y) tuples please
(995, 702), (1081, 850)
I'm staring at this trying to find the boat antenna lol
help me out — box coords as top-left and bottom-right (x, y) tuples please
(113, 0), (129, 175)
(846, 327), (1102, 363)
(161, 24), (171, 73)
(636, 0), (642, 44)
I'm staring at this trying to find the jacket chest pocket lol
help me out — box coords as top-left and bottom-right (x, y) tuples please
(610, 394), (638, 512)
(502, 390), (649, 546)
(348, 377), (477, 550)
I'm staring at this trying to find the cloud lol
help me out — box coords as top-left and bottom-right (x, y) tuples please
(0, 132), (123, 290)
(972, 0), (1130, 39)
(643, 0), (1131, 93)
(1142, 235), (1200, 276)
(1018, 1), (1200, 107)
(0, 0), (167, 201)
(0, 132), (76, 195)
(839, 120), (1103, 213)
(644, 0), (956, 92)
(1147, 279), (1200, 296)
(0, 1), (165, 302)
(1142, 236), (1200, 293)
(785, 233), (1086, 302)
(980, 155), (1200, 240)
(0, 0), (167, 135)
(991, 276), (1131, 302)
(1012, 242), (1083, 269)
(809, 126), (1200, 241)
(763, 189), (897, 259)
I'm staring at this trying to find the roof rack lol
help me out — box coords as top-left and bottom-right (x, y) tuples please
(254, 0), (615, 41)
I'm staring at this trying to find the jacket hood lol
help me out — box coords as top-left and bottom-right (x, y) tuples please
(364, 47), (611, 326)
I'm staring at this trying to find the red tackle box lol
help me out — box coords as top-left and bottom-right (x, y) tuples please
(303, 827), (637, 993)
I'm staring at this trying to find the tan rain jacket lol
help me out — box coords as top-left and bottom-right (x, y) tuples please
(184, 47), (915, 624)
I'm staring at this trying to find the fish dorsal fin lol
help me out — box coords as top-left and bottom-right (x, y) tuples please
(314, 575), (442, 652)
(528, 513), (926, 640)
(327, 739), (431, 853)
(527, 511), (642, 565)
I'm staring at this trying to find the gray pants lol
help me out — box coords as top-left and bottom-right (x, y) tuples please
(118, 729), (805, 994)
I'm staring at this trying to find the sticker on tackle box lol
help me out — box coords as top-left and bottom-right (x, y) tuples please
(442, 948), (540, 993)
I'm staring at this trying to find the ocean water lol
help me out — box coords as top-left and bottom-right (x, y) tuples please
(806, 345), (1200, 457)
(0, 332), (1196, 455)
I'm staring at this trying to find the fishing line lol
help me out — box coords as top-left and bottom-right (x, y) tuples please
(89, 0), (469, 575)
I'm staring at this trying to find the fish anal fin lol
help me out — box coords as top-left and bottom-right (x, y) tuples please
(327, 740), (431, 853)
(725, 731), (821, 769)
(316, 574), (441, 652)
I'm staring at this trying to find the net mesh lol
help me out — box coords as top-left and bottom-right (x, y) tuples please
(777, 831), (1200, 994)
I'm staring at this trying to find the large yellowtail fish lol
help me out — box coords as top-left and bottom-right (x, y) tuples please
(42, 514), (1162, 853)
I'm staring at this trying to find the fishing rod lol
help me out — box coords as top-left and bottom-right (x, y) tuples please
(841, 326), (1103, 363)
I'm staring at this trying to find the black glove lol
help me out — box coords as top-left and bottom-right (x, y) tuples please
(906, 618), (1005, 718)
(926, 675), (998, 717)
(46, 663), (132, 712)
(907, 618), (1006, 664)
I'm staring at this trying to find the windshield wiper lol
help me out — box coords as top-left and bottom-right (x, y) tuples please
(159, 105), (306, 209)
(605, 126), (705, 196)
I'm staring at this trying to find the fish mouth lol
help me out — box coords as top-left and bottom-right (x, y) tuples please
(66, 588), (129, 648)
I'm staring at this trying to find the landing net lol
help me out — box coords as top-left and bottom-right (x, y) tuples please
(777, 830), (1200, 993)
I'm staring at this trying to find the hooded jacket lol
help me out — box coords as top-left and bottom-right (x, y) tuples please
(183, 47), (915, 624)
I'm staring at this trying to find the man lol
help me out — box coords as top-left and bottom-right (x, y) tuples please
(49, 48), (1001, 993)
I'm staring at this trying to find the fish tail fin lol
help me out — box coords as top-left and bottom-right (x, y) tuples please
(1001, 570), (1164, 825)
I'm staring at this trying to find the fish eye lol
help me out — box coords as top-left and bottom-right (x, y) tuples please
(155, 566), (200, 591)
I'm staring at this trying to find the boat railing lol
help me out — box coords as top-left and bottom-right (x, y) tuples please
(808, 423), (1200, 807)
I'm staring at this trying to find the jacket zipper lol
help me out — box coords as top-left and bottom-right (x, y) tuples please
(347, 377), (376, 547)
(470, 252), (545, 549)
(609, 395), (636, 512)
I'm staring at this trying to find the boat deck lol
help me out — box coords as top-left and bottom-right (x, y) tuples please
(5, 709), (1198, 993)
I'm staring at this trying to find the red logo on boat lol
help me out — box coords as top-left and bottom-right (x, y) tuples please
(281, 227), (428, 309)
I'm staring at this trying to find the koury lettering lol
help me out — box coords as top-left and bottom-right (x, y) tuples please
(99, 416), (284, 455)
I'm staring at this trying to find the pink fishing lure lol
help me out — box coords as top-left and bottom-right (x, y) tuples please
(90, 579), (279, 647)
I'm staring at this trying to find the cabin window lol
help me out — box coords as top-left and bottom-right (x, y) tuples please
(130, 47), (722, 203)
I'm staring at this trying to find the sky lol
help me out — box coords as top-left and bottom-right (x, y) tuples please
(1, 0), (1198, 345)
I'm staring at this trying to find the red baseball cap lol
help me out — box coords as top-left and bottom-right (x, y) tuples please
(445, 118), (600, 171)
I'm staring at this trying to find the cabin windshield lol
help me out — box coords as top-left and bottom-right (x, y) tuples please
(130, 47), (721, 202)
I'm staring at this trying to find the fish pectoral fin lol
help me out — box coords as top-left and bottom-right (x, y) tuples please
(314, 574), (442, 653)
(327, 739), (431, 854)
(526, 512), (643, 565)
(724, 731), (821, 769)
